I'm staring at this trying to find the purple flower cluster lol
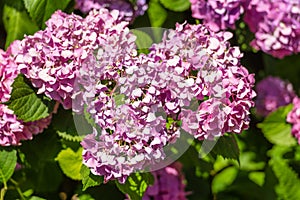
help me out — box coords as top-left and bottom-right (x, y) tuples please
(0, 43), (19, 103)
(190, 0), (245, 31)
(15, 9), (125, 109)
(287, 97), (300, 144)
(256, 76), (295, 116)
(75, 0), (148, 22)
(79, 22), (255, 183)
(143, 162), (188, 200)
(244, 0), (300, 58)
(190, 0), (300, 58)
(0, 42), (53, 146)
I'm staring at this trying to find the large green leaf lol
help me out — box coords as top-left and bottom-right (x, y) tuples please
(2, 4), (39, 48)
(159, 0), (190, 12)
(55, 148), (83, 180)
(116, 173), (154, 200)
(270, 159), (300, 200)
(257, 104), (296, 146)
(131, 29), (153, 54)
(0, 148), (17, 184)
(5, 75), (50, 122)
(147, 0), (167, 27)
(210, 135), (240, 163)
(80, 165), (103, 191)
(23, 0), (71, 28)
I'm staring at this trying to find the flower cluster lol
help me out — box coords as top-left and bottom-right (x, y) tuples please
(143, 162), (188, 200)
(256, 76), (295, 116)
(190, 0), (245, 31)
(287, 97), (300, 144)
(244, 0), (300, 58)
(0, 43), (19, 103)
(0, 42), (53, 146)
(15, 9), (125, 109)
(75, 0), (148, 22)
(190, 0), (300, 58)
(80, 22), (255, 183)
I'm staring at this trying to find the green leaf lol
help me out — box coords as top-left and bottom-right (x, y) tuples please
(80, 165), (103, 191)
(131, 29), (153, 54)
(5, 75), (50, 122)
(159, 0), (190, 12)
(114, 94), (126, 106)
(147, 0), (167, 27)
(116, 172), (154, 200)
(2, 4), (39, 48)
(257, 104), (297, 146)
(0, 148), (17, 184)
(211, 135), (240, 163)
(270, 159), (300, 200)
(55, 148), (83, 180)
(212, 166), (238, 194)
(29, 197), (46, 200)
(23, 0), (71, 28)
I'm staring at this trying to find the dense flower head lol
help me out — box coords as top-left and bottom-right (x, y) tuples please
(75, 0), (148, 21)
(190, 0), (245, 31)
(147, 23), (256, 140)
(256, 76), (295, 116)
(0, 42), (20, 103)
(0, 104), (24, 146)
(287, 97), (300, 144)
(244, 0), (300, 58)
(80, 22), (256, 184)
(15, 9), (125, 109)
(142, 162), (188, 200)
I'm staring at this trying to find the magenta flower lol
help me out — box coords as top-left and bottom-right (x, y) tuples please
(190, 0), (245, 31)
(256, 76), (295, 117)
(244, 0), (300, 58)
(287, 97), (300, 144)
(143, 162), (188, 200)
(75, 0), (148, 22)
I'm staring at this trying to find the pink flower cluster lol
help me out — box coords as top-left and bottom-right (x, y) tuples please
(256, 76), (295, 116)
(190, 0), (300, 58)
(75, 0), (148, 22)
(15, 9), (125, 109)
(287, 97), (300, 144)
(143, 162), (188, 200)
(244, 0), (300, 58)
(79, 22), (255, 183)
(0, 42), (53, 146)
(190, 0), (245, 32)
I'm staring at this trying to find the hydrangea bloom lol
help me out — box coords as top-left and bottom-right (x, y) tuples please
(147, 23), (256, 140)
(0, 104), (24, 146)
(15, 9), (124, 109)
(0, 42), (20, 103)
(287, 97), (300, 144)
(143, 162), (188, 200)
(75, 0), (148, 21)
(80, 22), (256, 184)
(244, 0), (300, 58)
(256, 76), (295, 116)
(190, 0), (245, 31)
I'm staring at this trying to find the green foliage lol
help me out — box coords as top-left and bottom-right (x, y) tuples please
(23, 0), (72, 28)
(80, 165), (104, 191)
(2, 3), (38, 48)
(0, 148), (17, 184)
(159, 0), (190, 12)
(116, 173), (154, 200)
(131, 29), (153, 54)
(147, 0), (167, 27)
(211, 135), (240, 163)
(270, 160), (300, 200)
(55, 148), (83, 180)
(257, 104), (297, 146)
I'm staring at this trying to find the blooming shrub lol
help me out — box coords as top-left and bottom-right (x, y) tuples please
(0, 0), (299, 200)
(256, 76), (295, 116)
